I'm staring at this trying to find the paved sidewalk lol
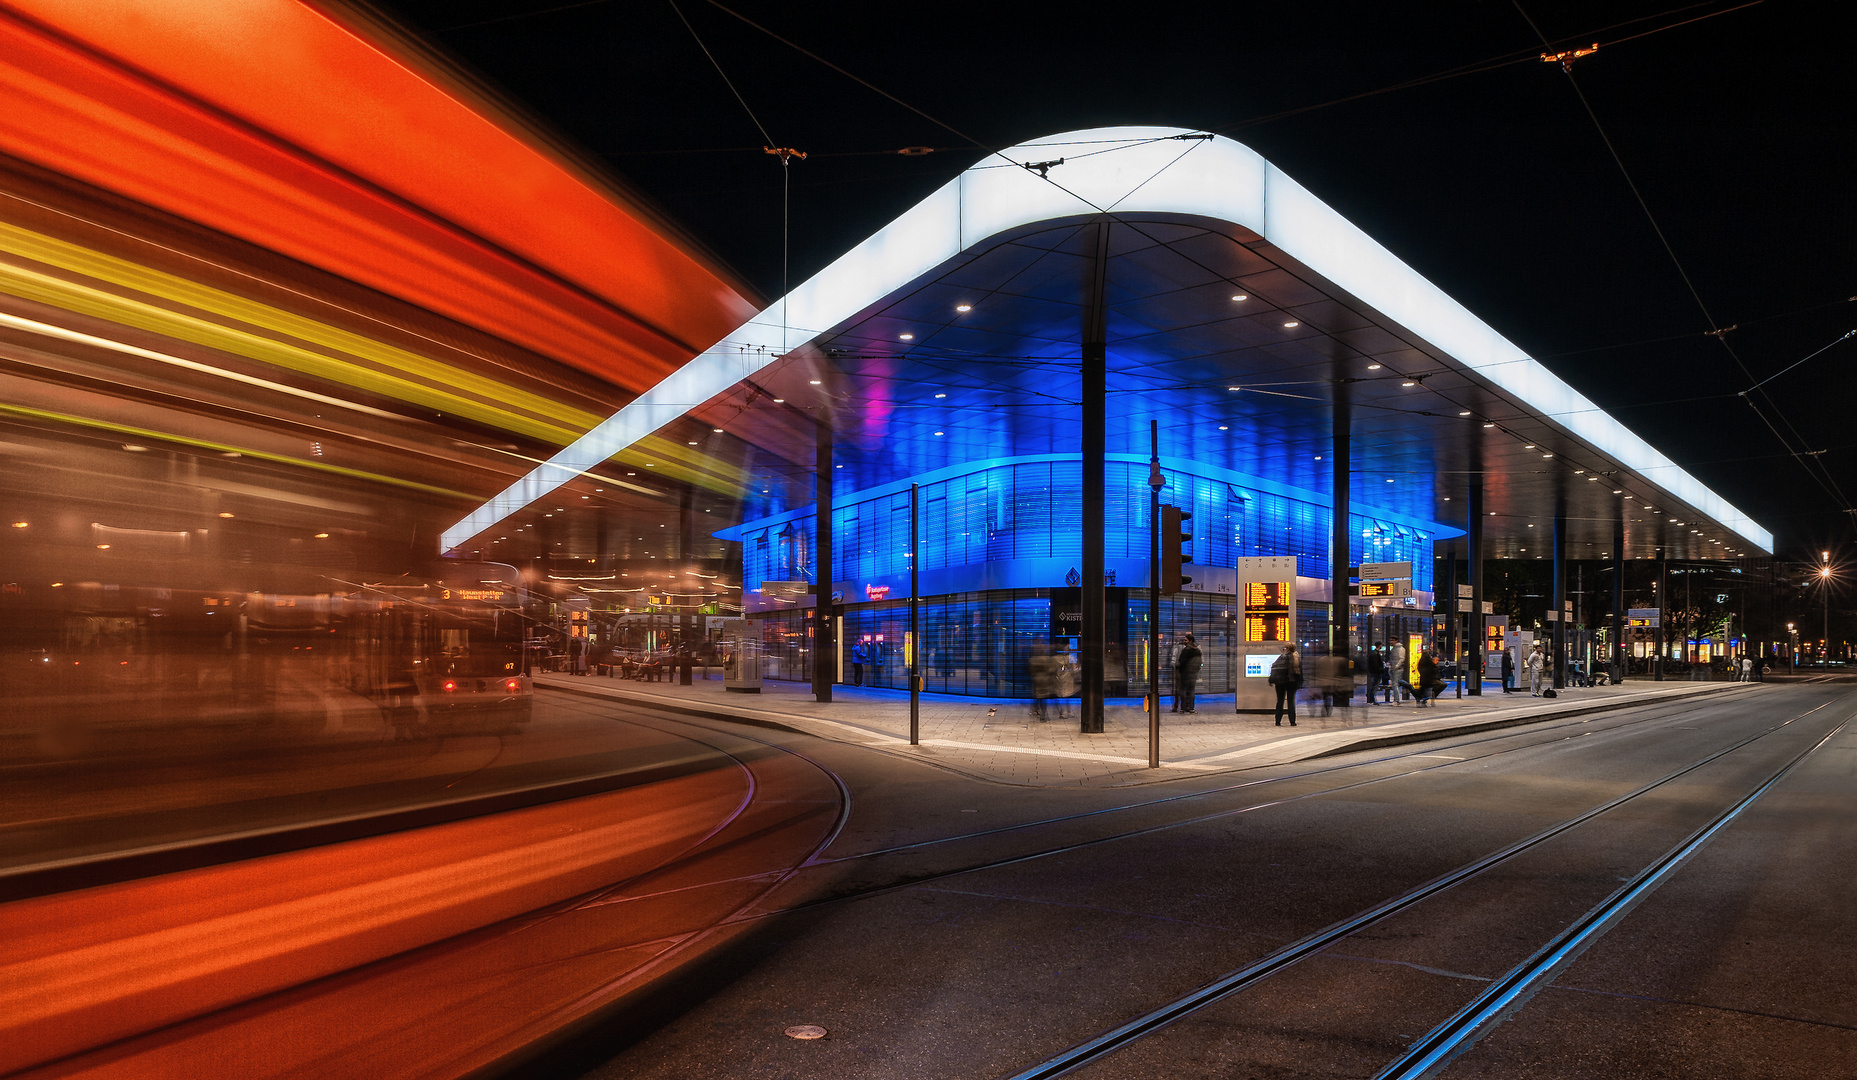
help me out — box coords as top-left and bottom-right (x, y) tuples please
(538, 671), (1760, 787)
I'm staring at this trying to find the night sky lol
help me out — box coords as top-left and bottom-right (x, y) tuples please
(375, 0), (1853, 564)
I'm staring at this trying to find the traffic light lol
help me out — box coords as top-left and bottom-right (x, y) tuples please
(1161, 504), (1192, 593)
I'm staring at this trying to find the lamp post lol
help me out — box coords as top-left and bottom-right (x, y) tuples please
(1819, 551), (1831, 667)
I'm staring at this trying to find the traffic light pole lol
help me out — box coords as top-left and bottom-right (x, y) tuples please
(1148, 419), (1161, 769)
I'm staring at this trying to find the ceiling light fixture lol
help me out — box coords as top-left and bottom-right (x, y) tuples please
(1282, 321), (1300, 328)
(1230, 294), (1247, 301)
(899, 333), (914, 341)
(955, 304), (972, 312)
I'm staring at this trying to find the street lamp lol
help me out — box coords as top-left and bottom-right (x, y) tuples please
(1819, 558), (1833, 665)
(1787, 621), (1797, 672)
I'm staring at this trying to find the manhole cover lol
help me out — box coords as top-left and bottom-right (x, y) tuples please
(785, 1025), (828, 1040)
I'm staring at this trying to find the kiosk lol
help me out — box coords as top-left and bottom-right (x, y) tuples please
(721, 618), (763, 693)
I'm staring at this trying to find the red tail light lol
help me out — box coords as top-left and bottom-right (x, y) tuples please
(442, 680), (457, 692)
(505, 679), (520, 693)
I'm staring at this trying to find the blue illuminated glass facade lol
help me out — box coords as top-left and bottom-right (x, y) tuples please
(721, 454), (1452, 697)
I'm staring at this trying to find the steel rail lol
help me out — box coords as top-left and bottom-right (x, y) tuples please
(997, 695), (1846, 1080)
(1371, 713), (1852, 1079)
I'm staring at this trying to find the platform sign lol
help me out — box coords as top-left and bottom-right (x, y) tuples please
(1243, 579), (1291, 641)
(1357, 561), (1412, 581)
(1355, 579), (1412, 598)
(1628, 607), (1661, 628)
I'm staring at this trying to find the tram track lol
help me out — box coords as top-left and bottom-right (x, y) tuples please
(986, 694), (1855, 1080)
(569, 683), (1784, 918)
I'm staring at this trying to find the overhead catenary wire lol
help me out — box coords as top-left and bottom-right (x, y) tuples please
(697, 0), (1777, 542)
(1510, 0), (1850, 522)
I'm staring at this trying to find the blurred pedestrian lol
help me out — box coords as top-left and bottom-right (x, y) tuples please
(1526, 641), (1547, 696)
(1501, 645), (1516, 694)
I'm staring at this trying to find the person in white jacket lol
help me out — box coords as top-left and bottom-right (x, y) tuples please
(1525, 642), (1548, 696)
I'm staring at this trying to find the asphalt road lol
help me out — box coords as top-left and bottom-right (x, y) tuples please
(552, 681), (1857, 1080)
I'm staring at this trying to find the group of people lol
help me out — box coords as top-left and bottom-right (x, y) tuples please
(1266, 641), (1454, 724)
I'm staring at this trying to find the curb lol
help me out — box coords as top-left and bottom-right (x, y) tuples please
(539, 676), (1764, 782)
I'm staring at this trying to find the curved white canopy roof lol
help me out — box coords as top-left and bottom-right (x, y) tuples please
(444, 126), (1770, 555)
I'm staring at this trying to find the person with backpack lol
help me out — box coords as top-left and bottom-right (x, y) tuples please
(1268, 643), (1301, 726)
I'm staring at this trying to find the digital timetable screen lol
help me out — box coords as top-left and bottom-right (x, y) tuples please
(1243, 580), (1291, 641)
(1244, 581), (1289, 608)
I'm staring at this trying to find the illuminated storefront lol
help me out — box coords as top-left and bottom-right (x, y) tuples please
(720, 454), (1447, 698)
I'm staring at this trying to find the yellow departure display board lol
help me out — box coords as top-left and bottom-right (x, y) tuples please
(1244, 580), (1291, 641)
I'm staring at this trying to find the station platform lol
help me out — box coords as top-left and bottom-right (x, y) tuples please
(538, 671), (1761, 787)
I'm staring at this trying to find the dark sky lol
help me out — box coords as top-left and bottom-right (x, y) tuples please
(377, 0), (1853, 563)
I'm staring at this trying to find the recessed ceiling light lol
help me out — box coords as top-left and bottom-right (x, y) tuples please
(218, 512), (235, 519)
(1401, 380), (1417, 387)
(712, 428), (723, 433)
(1483, 422), (1496, 428)
(934, 431), (944, 436)
(1443, 496), (1452, 501)
(123, 444), (148, 452)
(809, 380), (821, 385)
(1366, 363), (1382, 370)
(1282, 321), (1299, 328)
(1528, 523), (1535, 528)
(955, 304), (972, 312)
(314, 532), (330, 539)
(1613, 489), (1623, 494)
(687, 440), (698, 445)
(1231, 294), (1247, 301)
(1459, 411), (1472, 416)
(935, 393), (946, 398)
(1218, 425), (1228, 431)
(96, 543), (110, 550)
(1523, 444), (1535, 450)
(772, 398), (784, 403)
(1385, 478), (1394, 483)
(899, 333), (914, 341)
(1574, 469), (1585, 474)
(1542, 453), (1553, 458)
(1227, 386), (1241, 391)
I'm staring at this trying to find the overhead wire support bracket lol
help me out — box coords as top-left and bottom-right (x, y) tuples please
(763, 146), (808, 162)
(1540, 42), (1599, 70)
(1022, 158), (1064, 177)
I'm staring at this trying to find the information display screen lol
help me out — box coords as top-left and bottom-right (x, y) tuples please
(1244, 581), (1288, 608)
(1243, 580), (1291, 641)
(1244, 653), (1277, 678)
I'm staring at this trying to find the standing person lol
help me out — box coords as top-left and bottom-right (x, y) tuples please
(1501, 646), (1516, 694)
(1174, 633), (1202, 714)
(1415, 648), (1439, 707)
(850, 638), (867, 687)
(1525, 641), (1547, 696)
(1390, 640), (1409, 703)
(1368, 646), (1387, 705)
(1268, 643), (1301, 726)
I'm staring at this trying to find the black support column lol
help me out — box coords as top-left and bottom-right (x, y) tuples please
(1331, 387), (1351, 665)
(1612, 517), (1625, 682)
(1654, 549), (1667, 680)
(1467, 474), (1485, 695)
(813, 424), (834, 703)
(1552, 507), (1567, 689)
(1080, 220), (1110, 734)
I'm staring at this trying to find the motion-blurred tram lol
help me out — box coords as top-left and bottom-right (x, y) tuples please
(336, 560), (534, 739)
